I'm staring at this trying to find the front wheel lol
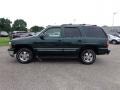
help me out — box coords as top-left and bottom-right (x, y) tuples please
(80, 49), (96, 65)
(16, 48), (33, 64)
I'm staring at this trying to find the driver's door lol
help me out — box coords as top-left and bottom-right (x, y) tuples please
(34, 27), (64, 56)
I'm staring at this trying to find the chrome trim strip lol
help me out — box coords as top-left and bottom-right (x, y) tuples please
(35, 48), (78, 49)
(34, 48), (78, 51)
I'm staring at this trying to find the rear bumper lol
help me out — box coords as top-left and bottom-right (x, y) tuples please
(97, 48), (110, 55)
(8, 48), (14, 57)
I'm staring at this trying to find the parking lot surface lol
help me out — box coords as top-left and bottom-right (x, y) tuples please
(0, 45), (120, 90)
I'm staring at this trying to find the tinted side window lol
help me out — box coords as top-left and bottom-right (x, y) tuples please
(64, 27), (81, 37)
(83, 26), (106, 38)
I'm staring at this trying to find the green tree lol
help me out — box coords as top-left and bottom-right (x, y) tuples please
(0, 18), (12, 32)
(12, 19), (27, 31)
(30, 26), (44, 32)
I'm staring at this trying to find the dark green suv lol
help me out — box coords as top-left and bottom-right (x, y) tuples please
(8, 24), (110, 64)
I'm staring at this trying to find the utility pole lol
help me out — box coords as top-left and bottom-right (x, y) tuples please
(112, 12), (117, 26)
(112, 12), (117, 32)
(112, 10), (120, 32)
(73, 18), (76, 24)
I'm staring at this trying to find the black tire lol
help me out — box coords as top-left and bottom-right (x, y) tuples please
(111, 40), (117, 44)
(80, 49), (96, 65)
(16, 48), (33, 64)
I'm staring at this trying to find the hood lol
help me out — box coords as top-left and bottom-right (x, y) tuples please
(112, 36), (120, 40)
(12, 36), (34, 41)
(11, 36), (37, 45)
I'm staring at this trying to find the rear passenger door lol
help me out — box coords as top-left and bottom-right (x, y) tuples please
(62, 27), (82, 56)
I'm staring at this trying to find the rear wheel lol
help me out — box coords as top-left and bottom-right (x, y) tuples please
(80, 49), (96, 65)
(16, 48), (33, 64)
(111, 40), (117, 44)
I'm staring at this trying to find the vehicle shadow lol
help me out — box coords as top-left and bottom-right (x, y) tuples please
(33, 58), (80, 64)
(33, 57), (104, 65)
(9, 57), (103, 65)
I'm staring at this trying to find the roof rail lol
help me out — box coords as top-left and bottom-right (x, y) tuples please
(47, 24), (97, 27)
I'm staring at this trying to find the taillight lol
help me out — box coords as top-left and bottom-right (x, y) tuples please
(104, 39), (109, 48)
(106, 39), (109, 48)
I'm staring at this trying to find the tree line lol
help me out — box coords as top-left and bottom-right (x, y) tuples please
(0, 18), (44, 33)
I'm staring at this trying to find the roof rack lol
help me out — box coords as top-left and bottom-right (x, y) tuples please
(46, 24), (98, 27)
(61, 24), (97, 26)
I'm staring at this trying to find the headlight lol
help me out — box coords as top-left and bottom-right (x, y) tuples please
(9, 42), (12, 48)
(9, 42), (11, 45)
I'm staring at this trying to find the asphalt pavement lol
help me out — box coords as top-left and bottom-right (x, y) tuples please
(0, 45), (120, 90)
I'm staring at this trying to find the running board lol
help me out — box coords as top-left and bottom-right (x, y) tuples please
(37, 56), (79, 59)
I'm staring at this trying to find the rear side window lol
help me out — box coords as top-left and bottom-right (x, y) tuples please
(83, 26), (107, 38)
(64, 27), (81, 37)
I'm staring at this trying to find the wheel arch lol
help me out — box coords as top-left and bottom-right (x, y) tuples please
(14, 44), (33, 54)
(80, 45), (98, 54)
(111, 39), (118, 43)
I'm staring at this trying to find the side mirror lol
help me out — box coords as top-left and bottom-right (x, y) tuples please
(40, 34), (45, 40)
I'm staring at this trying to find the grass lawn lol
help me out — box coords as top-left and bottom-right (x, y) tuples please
(0, 37), (10, 46)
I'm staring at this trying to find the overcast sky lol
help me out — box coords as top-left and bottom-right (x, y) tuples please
(0, 0), (120, 28)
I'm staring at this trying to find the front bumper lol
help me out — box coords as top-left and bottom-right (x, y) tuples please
(106, 50), (110, 54)
(8, 48), (14, 57)
(97, 48), (110, 55)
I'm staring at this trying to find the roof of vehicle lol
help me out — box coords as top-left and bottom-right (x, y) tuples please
(61, 24), (97, 27)
(12, 31), (27, 33)
(46, 24), (98, 28)
(0, 31), (8, 34)
(0, 31), (8, 32)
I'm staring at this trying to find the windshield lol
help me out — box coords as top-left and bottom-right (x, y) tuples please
(109, 34), (120, 39)
(113, 34), (120, 38)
